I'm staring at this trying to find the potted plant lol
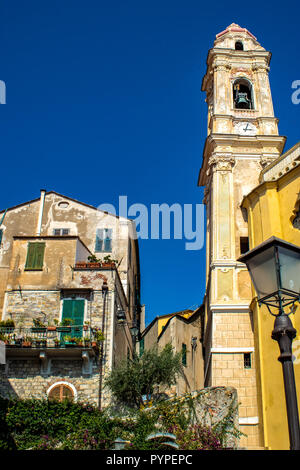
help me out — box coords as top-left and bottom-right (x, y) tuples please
(22, 336), (33, 347)
(54, 338), (61, 348)
(83, 336), (91, 347)
(92, 328), (105, 348)
(74, 337), (84, 347)
(64, 336), (77, 347)
(47, 319), (58, 331)
(0, 332), (8, 344)
(0, 319), (15, 331)
(83, 321), (90, 331)
(31, 318), (47, 333)
(102, 255), (118, 268)
(57, 318), (74, 333)
(87, 254), (101, 269)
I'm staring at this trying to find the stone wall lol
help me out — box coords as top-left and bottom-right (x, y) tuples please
(0, 359), (101, 406)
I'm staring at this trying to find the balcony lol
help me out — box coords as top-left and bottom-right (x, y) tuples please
(0, 326), (103, 375)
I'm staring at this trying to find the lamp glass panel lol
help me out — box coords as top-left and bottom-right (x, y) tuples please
(278, 246), (300, 293)
(246, 246), (278, 298)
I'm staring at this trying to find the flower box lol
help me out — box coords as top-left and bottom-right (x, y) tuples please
(31, 327), (47, 333)
(75, 262), (87, 269)
(102, 262), (115, 268)
(87, 262), (101, 269)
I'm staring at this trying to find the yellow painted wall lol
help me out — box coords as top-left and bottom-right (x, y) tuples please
(242, 164), (300, 450)
(157, 311), (193, 336)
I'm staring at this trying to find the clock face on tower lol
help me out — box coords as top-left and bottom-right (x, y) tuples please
(234, 121), (258, 136)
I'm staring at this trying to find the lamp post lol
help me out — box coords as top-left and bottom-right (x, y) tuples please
(238, 236), (300, 450)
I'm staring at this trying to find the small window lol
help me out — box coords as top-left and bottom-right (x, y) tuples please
(0, 229), (3, 245)
(53, 228), (70, 236)
(48, 384), (74, 402)
(235, 41), (244, 50)
(240, 237), (249, 255)
(182, 343), (187, 367)
(25, 242), (45, 270)
(244, 353), (252, 369)
(95, 228), (112, 252)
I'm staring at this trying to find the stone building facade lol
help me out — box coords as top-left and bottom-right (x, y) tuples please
(198, 24), (286, 449)
(0, 190), (141, 408)
(141, 307), (204, 396)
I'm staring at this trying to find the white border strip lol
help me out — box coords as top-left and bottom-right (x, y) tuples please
(210, 304), (250, 313)
(211, 347), (254, 353)
(239, 417), (259, 425)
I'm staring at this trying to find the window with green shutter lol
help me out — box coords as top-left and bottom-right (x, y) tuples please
(95, 228), (112, 252)
(25, 242), (45, 270)
(0, 229), (3, 245)
(139, 337), (144, 357)
(182, 343), (187, 367)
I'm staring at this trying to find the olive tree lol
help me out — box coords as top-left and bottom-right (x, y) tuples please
(105, 343), (183, 408)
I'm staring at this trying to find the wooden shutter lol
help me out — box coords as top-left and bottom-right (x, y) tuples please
(62, 299), (84, 337)
(104, 229), (112, 252)
(25, 242), (45, 270)
(95, 229), (104, 252)
(182, 343), (187, 366)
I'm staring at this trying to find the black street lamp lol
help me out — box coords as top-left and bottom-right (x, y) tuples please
(238, 236), (300, 450)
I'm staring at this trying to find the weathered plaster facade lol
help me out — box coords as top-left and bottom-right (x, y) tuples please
(0, 191), (141, 407)
(198, 24), (286, 449)
(142, 307), (204, 397)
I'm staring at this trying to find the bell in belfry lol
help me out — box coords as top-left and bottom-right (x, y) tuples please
(235, 91), (251, 109)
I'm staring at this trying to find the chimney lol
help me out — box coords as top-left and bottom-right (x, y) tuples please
(36, 189), (46, 236)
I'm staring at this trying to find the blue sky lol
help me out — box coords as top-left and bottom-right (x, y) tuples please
(0, 0), (299, 326)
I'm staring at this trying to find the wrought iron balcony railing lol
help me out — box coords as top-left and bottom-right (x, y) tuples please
(0, 325), (104, 349)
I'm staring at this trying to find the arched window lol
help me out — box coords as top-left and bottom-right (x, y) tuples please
(235, 41), (244, 51)
(47, 382), (76, 402)
(233, 78), (254, 109)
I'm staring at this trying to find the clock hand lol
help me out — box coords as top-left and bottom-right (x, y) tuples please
(243, 123), (250, 132)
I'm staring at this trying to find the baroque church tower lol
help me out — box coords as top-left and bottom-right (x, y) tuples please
(198, 24), (286, 448)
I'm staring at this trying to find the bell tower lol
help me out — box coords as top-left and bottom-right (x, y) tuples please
(198, 24), (286, 449)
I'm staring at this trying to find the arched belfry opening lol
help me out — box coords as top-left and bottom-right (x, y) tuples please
(235, 41), (244, 50)
(233, 78), (254, 109)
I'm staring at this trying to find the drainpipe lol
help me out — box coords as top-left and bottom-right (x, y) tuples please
(36, 189), (46, 236)
(98, 280), (108, 410)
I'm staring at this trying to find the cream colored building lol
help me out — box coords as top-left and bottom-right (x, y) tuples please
(198, 24), (286, 449)
(0, 190), (141, 407)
